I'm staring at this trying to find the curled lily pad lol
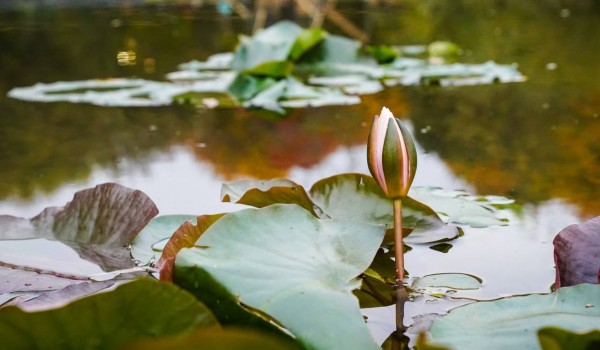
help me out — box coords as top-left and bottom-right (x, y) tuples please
(221, 179), (323, 217)
(553, 216), (600, 288)
(0, 279), (218, 350)
(0, 183), (158, 272)
(175, 204), (385, 350)
(429, 284), (600, 350)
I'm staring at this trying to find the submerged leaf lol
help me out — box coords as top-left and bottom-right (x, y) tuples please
(553, 216), (600, 288)
(175, 204), (384, 350)
(0, 279), (218, 350)
(429, 284), (600, 350)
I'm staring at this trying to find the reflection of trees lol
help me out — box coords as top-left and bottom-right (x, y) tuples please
(0, 101), (200, 199)
(409, 84), (600, 217)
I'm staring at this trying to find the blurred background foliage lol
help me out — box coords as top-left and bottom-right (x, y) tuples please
(0, 0), (598, 216)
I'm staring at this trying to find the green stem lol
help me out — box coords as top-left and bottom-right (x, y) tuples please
(393, 199), (404, 281)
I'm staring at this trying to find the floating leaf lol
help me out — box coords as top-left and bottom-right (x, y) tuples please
(0, 279), (218, 350)
(366, 45), (398, 64)
(244, 60), (295, 78)
(429, 284), (600, 350)
(537, 327), (600, 350)
(13, 280), (117, 311)
(412, 273), (483, 290)
(130, 215), (197, 265)
(289, 28), (326, 61)
(408, 187), (507, 227)
(227, 73), (279, 101)
(429, 243), (453, 253)
(156, 214), (224, 281)
(309, 174), (461, 243)
(221, 179), (322, 217)
(553, 216), (600, 288)
(231, 21), (302, 71)
(0, 183), (158, 272)
(126, 328), (300, 350)
(175, 204), (384, 350)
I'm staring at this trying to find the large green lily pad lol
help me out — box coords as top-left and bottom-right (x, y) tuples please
(0, 278), (218, 350)
(175, 204), (385, 350)
(429, 284), (600, 350)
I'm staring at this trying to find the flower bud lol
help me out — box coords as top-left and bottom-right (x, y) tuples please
(367, 107), (417, 199)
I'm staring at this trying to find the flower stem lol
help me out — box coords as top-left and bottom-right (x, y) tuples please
(393, 199), (404, 281)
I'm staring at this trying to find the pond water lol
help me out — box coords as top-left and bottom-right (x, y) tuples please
(1, 0), (599, 345)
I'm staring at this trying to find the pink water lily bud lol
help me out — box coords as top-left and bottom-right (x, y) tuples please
(367, 107), (417, 199)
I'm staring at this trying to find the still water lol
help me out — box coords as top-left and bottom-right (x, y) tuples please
(0, 0), (599, 339)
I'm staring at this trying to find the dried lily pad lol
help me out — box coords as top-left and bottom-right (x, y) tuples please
(553, 216), (600, 287)
(0, 183), (158, 272)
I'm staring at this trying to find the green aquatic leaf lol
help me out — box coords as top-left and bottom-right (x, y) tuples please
(131, 215), (197, 265)
(309, 173), (461, 243)
(126, 328), (300, 350)
(537, 327), (600, 350)
(429, 284), (600, 350)
(289, 27), (326, 61)
(231, 21), (303, 71)
(227, 73), (279, 101)
(299, 34), (362, 64)
(366, 45), (398, 64)
(412, 273), (483, 290)
(0, 279), (218, 350)
(408, 187), (508, 227)
(174, 204), (384, 350)
(244, 60), (295, 78)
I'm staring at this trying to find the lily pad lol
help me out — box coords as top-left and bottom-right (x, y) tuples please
(537, 327), (600, 350)
(408, 187), (507, 227)
(0, 278), (218, 350)
(175, 204), (385, 350)
(221, 179), (322, 217)
(429, 284), (600, 350)
(231, 21), (302, 71)
(126, 328), (300, 350)
(130, 215), (197, 265)
(157, 214), (224, 281)
(309, 174), (461, 243)
(0, 183), (158, 271)
(553, 216), (600, 288)
(412, 273), (483, 290)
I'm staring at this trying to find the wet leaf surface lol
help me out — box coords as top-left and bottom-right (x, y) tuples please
(553, 216), (600, 287)
(0, 279), (218, 350)
(175, 204), (385, 350)
(429, 284), (600, 350)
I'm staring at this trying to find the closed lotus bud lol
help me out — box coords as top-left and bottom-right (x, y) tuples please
(367, 107), (417, 199)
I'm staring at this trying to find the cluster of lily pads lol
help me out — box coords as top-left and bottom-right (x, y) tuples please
(7, 21), (525, 112)
(0, 174), (598, 349)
